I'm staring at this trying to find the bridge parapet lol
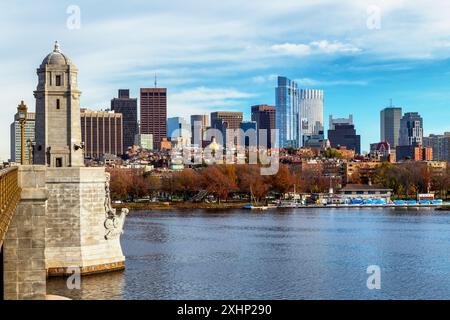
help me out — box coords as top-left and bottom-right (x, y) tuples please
(0, 167), (21, 248)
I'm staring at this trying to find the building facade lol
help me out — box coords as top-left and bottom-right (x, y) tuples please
(190, 114), (209, 146)
(328, 124), (361, 154)
(134, 133), (153, 150)
(329, 114), (353, 130)
(251, 104), (276, 148)
(240, 121), (258, 147)
(167, 117), (190, 140)
(423, 133), (450, 162)
(380, 107), (402, 148)
(110, 89), (138, 153)
(10, 111), (35, 163)
(300, 89), (324, 146)
(34, 42), (84, 167)
(210, 111), (243, 146)
(140, 88), (167, 150)
(80, 109), (123, 159)
(398, 112), (423, 147)
(276, 76), (301, 148)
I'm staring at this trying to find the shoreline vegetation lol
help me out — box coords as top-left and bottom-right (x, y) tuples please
(112, 201), (251, 211)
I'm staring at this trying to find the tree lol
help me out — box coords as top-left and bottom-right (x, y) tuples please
(200, 165), (238, 202)
(236, 165), (271, 203)
(271, 164), (294, 195)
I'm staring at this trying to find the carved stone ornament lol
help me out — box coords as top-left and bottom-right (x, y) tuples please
(104, 172), (128, 240)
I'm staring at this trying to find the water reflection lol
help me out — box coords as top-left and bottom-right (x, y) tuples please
(47, 208), (450, 300)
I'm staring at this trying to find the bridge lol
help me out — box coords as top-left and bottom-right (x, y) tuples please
(0, 165), (127, 300)
(0, 167), (21, 299)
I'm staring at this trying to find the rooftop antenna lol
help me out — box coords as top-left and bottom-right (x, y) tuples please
(154, 73), (157, 88)
(389, 98), (393, 107)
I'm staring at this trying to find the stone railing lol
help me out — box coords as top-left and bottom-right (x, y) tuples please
(0, 166), (21, 247)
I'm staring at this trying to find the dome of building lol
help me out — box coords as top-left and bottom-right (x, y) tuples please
(41, 41), (72, 67)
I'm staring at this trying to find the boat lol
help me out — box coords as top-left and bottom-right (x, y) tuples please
(242, 204), (269, 210)
(242, 185), (269, 210)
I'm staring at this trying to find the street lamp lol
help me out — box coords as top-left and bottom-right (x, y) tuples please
(17, 100), (28, 165)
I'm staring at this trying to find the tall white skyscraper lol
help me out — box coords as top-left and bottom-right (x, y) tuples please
(300, 89), (324, 145)
(275, 76), (301, 148)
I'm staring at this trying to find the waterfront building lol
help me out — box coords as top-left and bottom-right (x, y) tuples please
(251, 104), (276, 148)
(190, 114), (209, 146)
(134, 133), (154, 150)
(140, 88), (167, 150)
(10, 111), (35, 163)
(80, 109), (124, 159)
(380, 107), (402, 148)
(398, 112), (423, 147)
(300, 89), (324, 146)
(276, 76), (301, 148)
(328, 124), (361, 154)
(110, 89), (138, 153)
(339, 184), (392, 203)
(423, 133), (450, 162)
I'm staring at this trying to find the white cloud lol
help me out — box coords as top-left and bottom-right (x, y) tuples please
(271, 43), (311, 56)
(169, 87), (256, 119)
(296, 78), (368, 87)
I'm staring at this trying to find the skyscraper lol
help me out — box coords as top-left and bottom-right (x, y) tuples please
(80, 109), (123, 159)
(328, 124), (361, 154)
(276, 76), (301, 148)
(380, 107), (402, 148)
(111, 89), (138, 153)
(190, 114), (209, 146)
(300, 89), (324, 145)
(210, 112), (243, 129)
(140, 88), (167, 150)
(240, 121), (257, 147)
(167, 117), (190, 140)
(329, 114), (353, 130)
(251, 105), (276, 148)
(10, 111), (35, 163)
(398, 112), (423, 146)
(210, 111), (243, 146)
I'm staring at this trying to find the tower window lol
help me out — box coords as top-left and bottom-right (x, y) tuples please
(55, 158), (63, 167)
(56, 75), (61, 86)
(56, 99), (60, 110)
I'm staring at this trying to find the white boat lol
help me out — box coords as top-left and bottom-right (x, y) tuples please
(242, 204), (269, 210)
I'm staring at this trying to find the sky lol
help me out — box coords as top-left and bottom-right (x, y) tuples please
(1, 0), (450, 160)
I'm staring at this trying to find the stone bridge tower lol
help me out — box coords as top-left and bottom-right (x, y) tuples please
(34, 41), (84, 167)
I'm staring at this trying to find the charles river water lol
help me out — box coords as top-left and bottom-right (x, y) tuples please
(47, 208), (450, 299)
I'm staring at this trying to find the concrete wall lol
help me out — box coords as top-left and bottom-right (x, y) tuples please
(3, 165), (47, 300)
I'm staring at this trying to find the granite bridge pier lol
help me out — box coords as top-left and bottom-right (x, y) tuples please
(1, 42), (127, 300)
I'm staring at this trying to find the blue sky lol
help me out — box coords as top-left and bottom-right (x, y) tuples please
(1, 0), (450, 160)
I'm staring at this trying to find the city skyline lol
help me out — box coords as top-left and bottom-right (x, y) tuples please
(2, 1), (450, 159)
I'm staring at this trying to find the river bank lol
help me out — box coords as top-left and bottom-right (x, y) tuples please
(112, 201), (251, 211)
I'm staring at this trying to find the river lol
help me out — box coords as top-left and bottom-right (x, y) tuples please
(47, 208), (450, 300)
